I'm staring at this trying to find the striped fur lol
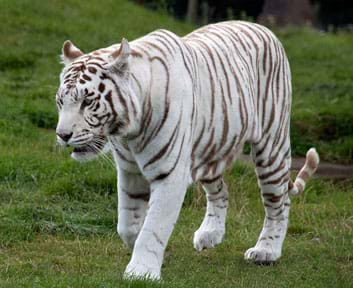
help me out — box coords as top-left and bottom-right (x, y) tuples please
(55, 21), (319, 280)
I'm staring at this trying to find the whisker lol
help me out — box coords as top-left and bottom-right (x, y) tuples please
(94, 138), (107, 145)
(99, 150), (115, 168)
(87, 143), (107, 166)
(89, 142), (115, 168)
(99, 153), (115, 169)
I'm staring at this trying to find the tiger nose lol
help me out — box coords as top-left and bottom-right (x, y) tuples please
(57, 132), (73, 143)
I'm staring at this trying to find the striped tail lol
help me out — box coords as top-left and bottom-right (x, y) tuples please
(289, 148), (320, 196)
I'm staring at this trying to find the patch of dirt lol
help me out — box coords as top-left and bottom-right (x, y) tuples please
(291, 157), (353, 179)
(239, 154), (353, 180)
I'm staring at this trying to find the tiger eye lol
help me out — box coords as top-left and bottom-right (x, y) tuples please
(88, 66), (97, 74)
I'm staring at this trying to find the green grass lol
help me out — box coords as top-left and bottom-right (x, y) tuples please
(1, 164), (353, 287)
(278, 27), (353, 163)
(0, 0), (352, 287)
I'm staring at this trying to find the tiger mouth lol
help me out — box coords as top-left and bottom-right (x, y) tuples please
(71, 144), (100, 162)
(73, 146), (96, 154)
(72, 139), (105, 154)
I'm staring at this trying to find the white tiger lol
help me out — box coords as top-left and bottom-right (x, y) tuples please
(55, 21), (319, 280)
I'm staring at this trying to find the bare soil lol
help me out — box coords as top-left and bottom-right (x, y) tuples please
(239, 154), (353, 180)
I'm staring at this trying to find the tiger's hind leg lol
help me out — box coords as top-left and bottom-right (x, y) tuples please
(244, 140), (291, 264)
(193, 176), (229, 251)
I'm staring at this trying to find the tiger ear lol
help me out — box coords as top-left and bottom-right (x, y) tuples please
(106, 38), (130, 77)
(61, 40), (83, 65)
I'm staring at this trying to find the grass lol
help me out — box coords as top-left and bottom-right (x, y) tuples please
(1, 164), (353, 287)
(278, 27), (353, 163)
(0, 0), (352, 287)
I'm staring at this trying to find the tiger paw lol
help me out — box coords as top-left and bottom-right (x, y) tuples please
(193, 227), (224, 251)
(124, 261), (161, 281)
(244, 247), (280, 264)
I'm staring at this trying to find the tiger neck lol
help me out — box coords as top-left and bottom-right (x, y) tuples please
(123, 55), (152, 139)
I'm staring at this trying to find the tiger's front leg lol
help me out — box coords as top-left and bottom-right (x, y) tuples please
(124, 176), (188, 280)
(117, 167), (150, 249)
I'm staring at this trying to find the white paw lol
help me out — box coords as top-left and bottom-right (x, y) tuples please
(244, 247), (280, 264)
(124, 261), (161, 281)
(193, 228), (224, 251)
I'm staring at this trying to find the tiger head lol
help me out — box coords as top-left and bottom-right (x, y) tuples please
(55, 39), (138, 161)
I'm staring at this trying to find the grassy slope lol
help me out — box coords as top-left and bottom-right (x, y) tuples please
(279, 28), (353, 163)
(0, 0), (352, 287)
